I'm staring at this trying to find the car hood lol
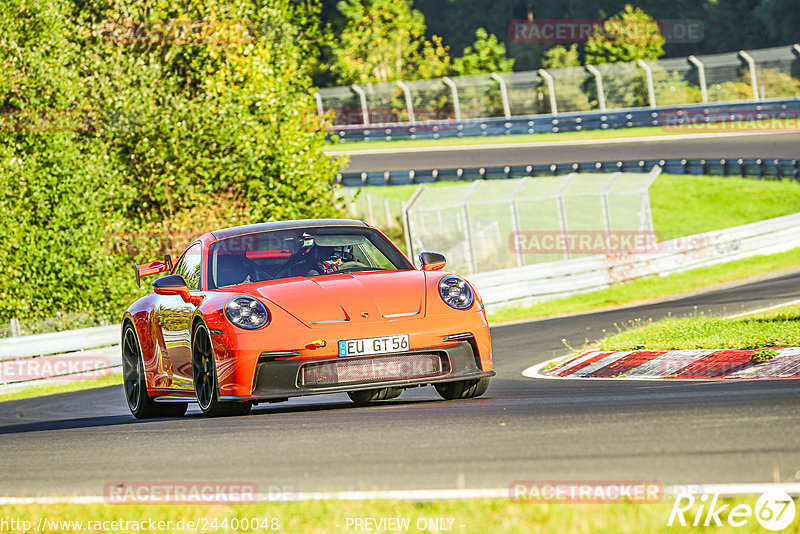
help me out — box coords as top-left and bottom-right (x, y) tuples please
(253, 270), (427, 325)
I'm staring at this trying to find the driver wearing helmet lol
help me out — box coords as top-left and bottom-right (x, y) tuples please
(316, 246), (355, 274)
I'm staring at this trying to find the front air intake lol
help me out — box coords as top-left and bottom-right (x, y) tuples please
(300, 354), (446, 387)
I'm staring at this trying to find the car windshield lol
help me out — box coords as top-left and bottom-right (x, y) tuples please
(207, 226), (414, 289)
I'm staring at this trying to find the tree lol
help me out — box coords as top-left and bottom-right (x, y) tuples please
(584, 5), (664, 65)
(541, 44), (581, 70)
(323, 0), (449, 84)
(0, 0), (129, 322)
(0, 0), (345, 322)
(452, 28), (514, 76)
(82, 0), (344, 254)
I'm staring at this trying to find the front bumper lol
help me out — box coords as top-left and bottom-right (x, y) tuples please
(221, 340), (493, 401)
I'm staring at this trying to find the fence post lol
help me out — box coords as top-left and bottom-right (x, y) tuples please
(738, 50), (760, 102)
(395, 80), (415, 124)
(462, 181), (482, 274)
(641, 166), (662, 234)
(365, 192), (375, 224)
(556, 173), (577, 259)
(312, 92), (324, 117)
(490, 73), (512, 119)
(510, 177), (531, 267)
(601, 172), (622, 234)
(538, 69), (558, 115)
(687, 55), (708, 104)
(584, 65), (606, 112)
(636, 60), (656, 108)
(10, 318), (20, 337)
(384, 196), (395, 228)
(402, 185), (426, 264)
(351, 84), (370, 126)
(442, 77), (462, 121)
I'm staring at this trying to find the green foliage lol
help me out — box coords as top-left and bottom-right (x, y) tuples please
(452, 28), (514, 76)
(0, 0), (345, 323)
(541, 45), (581, 70)
(323, 0), (449, 84)
(585, 5), (665, 65)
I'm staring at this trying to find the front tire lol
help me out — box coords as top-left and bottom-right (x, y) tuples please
(192, 323), (252, 417)
(348, 387), (402, 405)
(434, 377), (490, 400)
(122, 324), (187, 419)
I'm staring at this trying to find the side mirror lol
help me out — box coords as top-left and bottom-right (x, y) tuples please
(419, 252), (446, 271)
(153, 274), (203, 306)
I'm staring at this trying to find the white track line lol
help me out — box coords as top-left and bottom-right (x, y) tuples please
(2, 484), (799, 504)
(725, 297), (800, 319)
(324, 130), (798, 156)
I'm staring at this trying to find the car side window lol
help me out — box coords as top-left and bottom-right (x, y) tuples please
(172, 243), (203, 290)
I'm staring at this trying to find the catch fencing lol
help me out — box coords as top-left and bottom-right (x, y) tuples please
(402, 168), (660, 275)
(468, 212), (800, 311)
(317, 44), (800, 139)
(0, 325), (121, 394)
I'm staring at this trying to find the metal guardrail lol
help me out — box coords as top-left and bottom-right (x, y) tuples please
(337, 158), (800, 187)
(468, 212), (800, 311)
(0, 325), (121, 393)
(330, 97), (800, 143)
(3, 213), (800, 392)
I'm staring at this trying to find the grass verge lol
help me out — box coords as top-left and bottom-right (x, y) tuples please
(598, 303), (800, 351)
(487, 248), (800, 324)
(327, 121), (794, 152)
(0, 373), (122, 403)
(2, 498), (793, 534)
(359, 174), (800, 241)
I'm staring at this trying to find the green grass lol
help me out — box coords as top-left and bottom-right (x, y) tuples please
(326, 120), (792, 152)
(352, 174), (800, 324)
(3, 498), (795, 533)
(650, 175), (800, 240)
(360, 174), (800, 241)
(598, 303), (800, 351)
(0, 372), (122, 403)
(487, 247), (800, 324)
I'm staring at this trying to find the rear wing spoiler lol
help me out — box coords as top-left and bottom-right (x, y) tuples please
(133, 254), (173, 287)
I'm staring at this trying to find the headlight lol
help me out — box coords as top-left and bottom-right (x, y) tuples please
(438, 275), (474, 310)
(225, 296), (269, 330)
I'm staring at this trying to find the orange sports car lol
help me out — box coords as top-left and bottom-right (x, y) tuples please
(121, 219), (494, 418)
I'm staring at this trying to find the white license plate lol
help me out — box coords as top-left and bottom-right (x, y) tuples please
(338, 334), (409, 357)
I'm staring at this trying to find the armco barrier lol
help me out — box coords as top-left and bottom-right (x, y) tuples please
(330, 97), (800, 143)
(337, 158), (800, 187)
(468, 212), (800, 311)
(0, 325), (121, 393)
(4, 212), (800, 392)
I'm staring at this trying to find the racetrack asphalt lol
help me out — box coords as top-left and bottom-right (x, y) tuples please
(1, 271), (799, 496)
(337, 132), (800, 173)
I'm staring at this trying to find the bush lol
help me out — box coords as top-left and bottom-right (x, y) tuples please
(0, 0), (345, 323)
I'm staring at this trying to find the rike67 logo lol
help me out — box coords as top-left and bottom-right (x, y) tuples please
(669, 490), (796, 531)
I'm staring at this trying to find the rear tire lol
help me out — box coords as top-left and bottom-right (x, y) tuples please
(348, 387), (402, 405)
(122, 324), (188, 419)
(192, 323), (252, 417)
(434, 377), (490, 400)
